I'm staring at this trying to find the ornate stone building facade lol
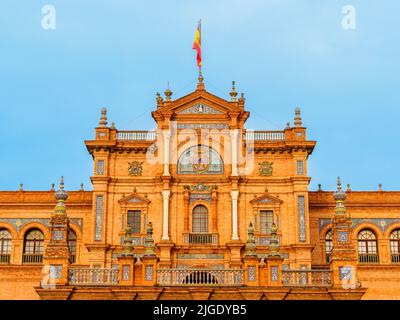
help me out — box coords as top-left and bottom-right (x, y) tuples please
(1, 76), (399, 299)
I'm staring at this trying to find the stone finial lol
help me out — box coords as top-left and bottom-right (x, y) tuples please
(111, 122), (116, 130)
(318, 184), (322, 191)
(196, 71), (205, 91)
(269, 222), (280, 254)
(333, 176), (347, 214)
(80, 183), (84, 191)
(19, 183), (23, 191)
(238, 92), (245, 104)
(51, 183), (55, 191)
(347, 183), (351, 192)
(245, 222), (256, 257)
(294, 107), (302, 127)
(164, 85), (173, 102)
(378, 183), (382, 191)
(156, 92), (163, 105)
(99, 107), (108, 127)
(230, 81), (238, 102)
(286, 122), (291, 129)
(55, 176), (68, 215)
(144, 222), (156, 256)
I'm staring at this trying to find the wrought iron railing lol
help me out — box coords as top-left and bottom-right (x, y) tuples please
(358, 254), (379, 264)
(245, 131), (286, 141)
(391, 254), (400, 263)
(282, 270), (332, 287)
(0, 254), (10, 264)
(116, 130), (157, 141)
(184, 233), (218, 245)
(157, 269), (244, 286)
(22, 254), (43, 264)
(68, 268), (119, 286)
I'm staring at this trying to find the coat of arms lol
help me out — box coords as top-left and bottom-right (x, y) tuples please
(128, 161), (143, 176)
(259, 161), (273, 176)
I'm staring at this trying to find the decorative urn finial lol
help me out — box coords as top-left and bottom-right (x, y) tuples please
(230, 81), (238, 102)
(99, 107), (108, 127)
(294, 107), (302, 127)
(164, 86), (173, 102)
(54, 176), (68, 215)
(245, 222), (257, 257)
(333, 177), (347, 215)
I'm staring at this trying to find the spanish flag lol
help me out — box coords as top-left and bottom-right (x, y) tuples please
(192, 20), (201, 68)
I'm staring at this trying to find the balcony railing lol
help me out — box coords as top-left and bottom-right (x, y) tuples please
(184, 233), (218, 245)
(22, 254), (43, 264)
(157, 269), (244, 286)
(0, 254), (10, 264)
(68, 268), (119, 286)
(391, 254), (400, 263)
(245, 130), (286, 141)
(282, 270), (332, 287)
(116, 130), (157, 141)
(358, 254), (379, 264)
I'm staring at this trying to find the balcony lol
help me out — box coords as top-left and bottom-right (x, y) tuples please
(391, 254), (400, 263)
(183, 233), (218, 245)
(68, 268), (119, 286)
(245, 130), (286, 141)
(116, 130), (157, 141)
(0, 254), (10, 264)
(22, 254), (43, 264)
(157, 269), (244, 286)
(282, 270), (332, 287)
(358, 254), (379, 264)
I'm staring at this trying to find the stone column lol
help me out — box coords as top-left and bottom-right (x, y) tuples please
(163, 130), (170, 176)
(162, 190), (171, 241)
(231, 190), (239, 240)
(230, 129), (238, 176)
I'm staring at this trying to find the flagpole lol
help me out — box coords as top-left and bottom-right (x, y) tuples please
(199, 19), (202, 77)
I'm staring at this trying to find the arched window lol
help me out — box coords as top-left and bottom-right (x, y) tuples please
(325, 230), (332, 263)
(358, 229), (379, 263)
(68, 230), (77, 264)
(0, 229), (12, 264)
(178, 145), (223, 174)
(192, 205), (209, 233)
(390, 229), (400, 263)
(23, 229), (44, 264)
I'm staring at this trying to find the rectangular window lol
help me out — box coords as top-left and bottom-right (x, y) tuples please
(95, 195), (103, 241)
(259, 210), (274, 234)
(296, 160), (304, 175)
(127, 210), (141, 234)
(298, 196), (306, 242)
(97, 160), (105, 175)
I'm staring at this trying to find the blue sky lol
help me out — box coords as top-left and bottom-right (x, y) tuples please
(0, 0), (399, 191)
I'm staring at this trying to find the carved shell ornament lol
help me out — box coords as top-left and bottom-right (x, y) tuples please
(128, 161), (143, 176)
(259, 161), (273, 176)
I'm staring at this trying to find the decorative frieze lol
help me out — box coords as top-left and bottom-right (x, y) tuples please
(176, 253), (224, 260)
(176, 123), (228, 130)
(319, 218), (400, 233)
(0, 218), (83, 233)
(177, 103), (223, 114)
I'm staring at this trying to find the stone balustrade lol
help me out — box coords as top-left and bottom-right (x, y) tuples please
(157, 269), (244, 286)
(245, 130), (286, 141)
(68, 268), (119, 286)
(116, 130), (157, 141)
(282, 269), (332, 287)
